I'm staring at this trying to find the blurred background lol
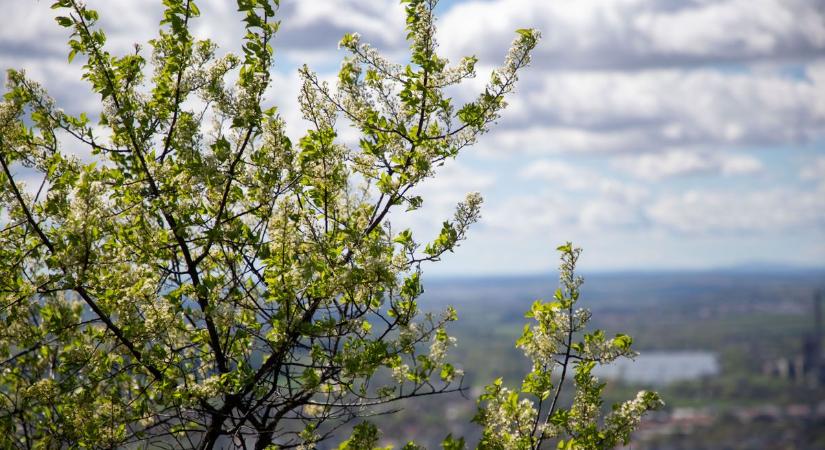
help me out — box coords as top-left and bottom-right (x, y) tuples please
(2, 0), (824, 448)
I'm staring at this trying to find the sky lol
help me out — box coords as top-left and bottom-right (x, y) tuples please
(1, 0), (824, 275)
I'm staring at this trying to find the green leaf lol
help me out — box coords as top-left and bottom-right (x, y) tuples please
(441, 435), (465, 450)
(516, 28), (534, 38)
(55, 16), (73, 27)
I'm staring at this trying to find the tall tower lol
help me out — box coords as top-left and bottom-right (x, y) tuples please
(815, 290), (823, 384)
(815, 290), (822, 347)
(804, 290), (824, 385)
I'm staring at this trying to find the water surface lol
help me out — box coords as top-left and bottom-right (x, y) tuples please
(594, 351), (719, 385)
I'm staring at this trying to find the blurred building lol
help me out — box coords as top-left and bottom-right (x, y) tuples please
(763, 290), (824, 386)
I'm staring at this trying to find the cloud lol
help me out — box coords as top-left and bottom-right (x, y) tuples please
(613, 149), (763, 180)
(481, 67), (825, 155)
(482, 180), (825, 237)
(277, 0), (404, 53)
(520, 159), (597, 191)
(0, 1), (162, 61)
(800, 156), (825, 181)
(647, 185), (825, 234)
(439, 0), (825, 71)
(391, 160), (497, 235)
(481, 160), (650, 233)
(481, 191), (576, 232)
(491, 157), (820, 236)
(520, 159), (649, 201)
(481, 188), (648, 233)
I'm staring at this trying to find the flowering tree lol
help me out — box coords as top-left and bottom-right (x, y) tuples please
(0, 0), (658, 448)
(471, 244), (663, 450)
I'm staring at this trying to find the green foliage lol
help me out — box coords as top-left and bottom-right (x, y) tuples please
(2, 0), (658, 448)
(471, 244), (664, 450)
(336, 422), (392, 450)
(0, 0), (541, 448)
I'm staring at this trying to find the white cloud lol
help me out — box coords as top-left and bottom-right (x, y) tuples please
(482, 180), (825, 237)
(719, 154), (764, 176)
(481, 188), (647, 234)
(485, 160), (649, 233)
(647, 186), (825, 234)
(520, 159), (595, 191)
(579, 197), (646, 230)
(614, 149), (763, 180)
(800, 156), (825, 181)
(278, 0), (404, 51)
(520, 159), (649, 202)
(423, 161), (496, 192)
(0, 1), (163, 60)
(439, 0), (825, 70)
(634, 0), (825, 57)
(391, 160), (497, 236)
(487, 67), (825, 154)
(481, 191), (575, 233)
(483, 126), (651, 155)
(490, 155), (821, 237)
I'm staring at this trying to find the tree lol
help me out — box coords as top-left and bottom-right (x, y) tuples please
(0, 0), (659, 448)
(471, 244), (663, 450)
